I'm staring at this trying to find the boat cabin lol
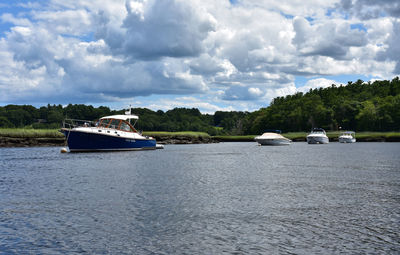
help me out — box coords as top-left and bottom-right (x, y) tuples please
(340, 131), (355, 137)
(311, 128), (326, 134)
(97, 115), (139, 133)
(263, 129), (282, 134)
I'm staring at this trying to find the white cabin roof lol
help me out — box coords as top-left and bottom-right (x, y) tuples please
(341, 131), (355, 134)
(258, 132), (287, 139)
(100, 114), (139, 120)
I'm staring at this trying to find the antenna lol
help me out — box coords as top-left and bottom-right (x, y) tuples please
(125, 104), (132, 115)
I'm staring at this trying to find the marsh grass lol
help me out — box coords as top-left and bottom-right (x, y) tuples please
(353, 132), (400, 139)
(212, 135), (256, 141)
(142, 131), (210, 138)
(0, 129), (210, 139)
(2, 128), (399, 140)
(213, 131), (400, 141)
(285, 131), (400, 139)
(281, 132), (307, 140)
(214, 133), (306, 141)
(0, 128), (63, 138)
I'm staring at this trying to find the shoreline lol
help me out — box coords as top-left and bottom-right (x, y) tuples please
(213, 137), (400, 142)
(1, 135), (399, 148)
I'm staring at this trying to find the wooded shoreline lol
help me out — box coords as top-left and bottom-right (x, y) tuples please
(1, 130), (399, 147)
(2, 78), (399, 137)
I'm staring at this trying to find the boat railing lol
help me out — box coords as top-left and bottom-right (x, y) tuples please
(263, 129), (282, 134)
(62, 119), (97, 129)
(340, 131), (355, 138)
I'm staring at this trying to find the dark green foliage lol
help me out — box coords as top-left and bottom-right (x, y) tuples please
(244, 77), (400, 133)
(0, 77), (399, 133)
(0, 104), (116, 129)
(0, 116), (14, 128)
(133, 107), (219, 134)
(214, 111), (249, 135)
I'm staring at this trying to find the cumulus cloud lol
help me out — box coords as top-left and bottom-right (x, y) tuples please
(223, 85), (265, 101)
(1, 13), (32, 27)
(297, 78), (340, 93)
(292, 16), (367, 59)
(0, 0), (399, 112)
(97, 0), (216, 60)
(136, 96), (235, 114)
(336, 0), (400, 20)
(377, 21), (400, 74)
(0, 24), (208, 104)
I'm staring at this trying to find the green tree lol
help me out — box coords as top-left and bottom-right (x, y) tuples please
(356, 101), (378, 130)
(0, 116), (14, 128)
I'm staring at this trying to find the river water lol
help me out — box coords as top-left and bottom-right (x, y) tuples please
(0, 142), (399, 254)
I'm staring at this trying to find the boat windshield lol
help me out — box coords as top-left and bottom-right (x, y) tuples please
(311, 128), (326, 134)
(119, 121), (133, 132)
(99, 119), (111, 127)
(97, 118), (136, 132)
(109, 119), (121, 129)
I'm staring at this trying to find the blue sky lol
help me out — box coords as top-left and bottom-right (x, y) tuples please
(0, 0), (399, 113)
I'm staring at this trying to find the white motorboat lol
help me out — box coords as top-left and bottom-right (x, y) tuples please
(255, 130), (292, 145)
(338, 131), (356, 143)
(307, 128), (329, 144)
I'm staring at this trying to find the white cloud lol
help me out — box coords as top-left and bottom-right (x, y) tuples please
(297, 78), (340, 93)
(378, 20), (400, 74)
(0, 0), (399, 111)
(335, 0), (400, 20)
(32, 9), (93, 35)
(245, 0), (339, 18)
(135, 96), (235, 114)
(1, 13), (32, 27)
(97, 0), (216, 60)
(248, 87), (263, 97)
(292, 16), (368, 59)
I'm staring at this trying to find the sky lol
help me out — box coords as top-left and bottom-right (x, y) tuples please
(0, 0), (399, 113)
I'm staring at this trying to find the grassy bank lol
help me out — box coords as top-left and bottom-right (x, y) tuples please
(213, 131), (400, 142)
(143, 131), (213, 144)
(0, 128), (63, 138)
(143, 131), (210, 138)
(212, 135), (256, 142)
(349, 132), (400, 141)
(0, 129), (210, 139)
(0, 128), (65, 147)
(1, 129), (399, 145)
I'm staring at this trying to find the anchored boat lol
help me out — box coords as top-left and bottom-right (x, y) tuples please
(307, 128), (329, 144)
(339, 131), (356, 143)
(254, 130), (292, 145)
(60, 112), (157, 152)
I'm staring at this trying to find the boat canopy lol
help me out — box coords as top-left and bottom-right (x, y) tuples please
(259, 132), (287, 139)
(312, 128), (326, 132)
(263, 129), (281, 134)
(100, 114), (139, 120)
(341, 131), (355, 134)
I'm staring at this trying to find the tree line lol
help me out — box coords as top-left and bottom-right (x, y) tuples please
(244, 77), (400, 134)
(0, 77), (399, 134)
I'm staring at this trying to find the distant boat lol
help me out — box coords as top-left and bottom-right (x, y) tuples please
(255, 130), (292, 145)
(339, 131), (356, 143)
(307, 128), (329, 144)
(60, 113), (157, 152)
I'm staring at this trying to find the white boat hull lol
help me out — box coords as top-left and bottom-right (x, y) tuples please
(338, 131), (356, 143)
(339, 137), (356, 143)
(255, 132), (292, 146)
(255, 138), (291, 146)
(307, 135), (329, 144)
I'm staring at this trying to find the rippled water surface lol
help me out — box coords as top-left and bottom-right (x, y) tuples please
(1, 142), (400, 254)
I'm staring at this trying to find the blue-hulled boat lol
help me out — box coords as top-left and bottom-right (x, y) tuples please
(60, 112), (157, 152)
